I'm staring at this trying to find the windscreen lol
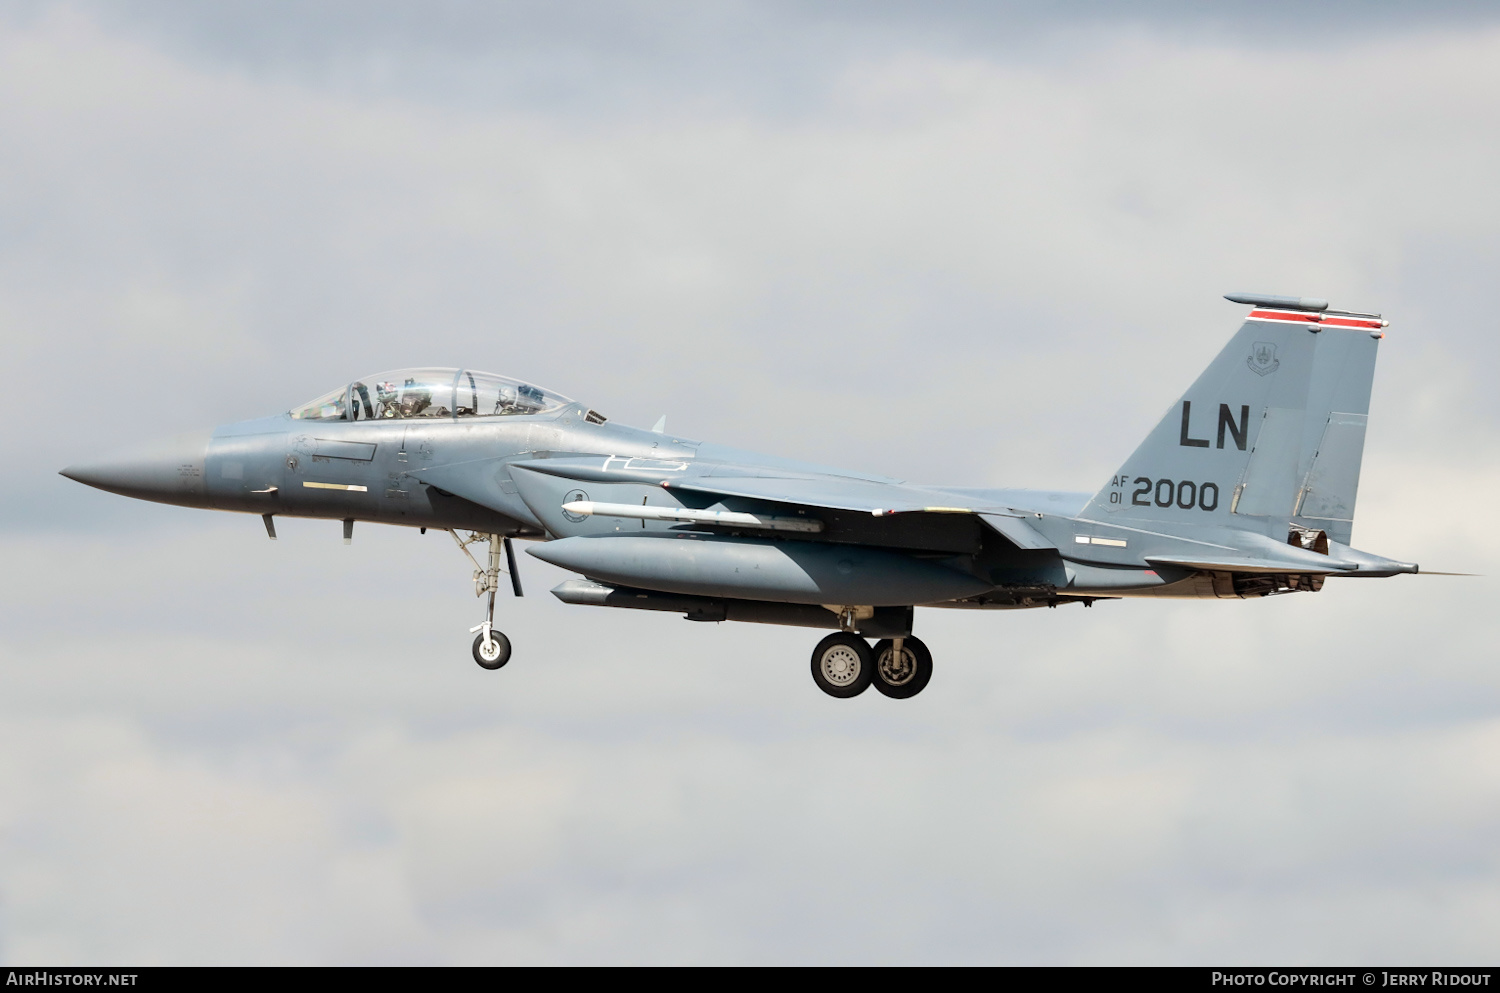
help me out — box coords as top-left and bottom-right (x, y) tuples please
(289, 386), (348, 420)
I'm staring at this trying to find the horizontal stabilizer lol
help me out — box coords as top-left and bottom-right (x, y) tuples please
(1146, 553), (1356, 575)
(1319, 542), (1419, 577)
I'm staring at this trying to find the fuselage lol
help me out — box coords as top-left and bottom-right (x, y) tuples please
(58, 401), (1242, 604)
(60, 351), (1414, 617)
(57, 297), (1425, 698)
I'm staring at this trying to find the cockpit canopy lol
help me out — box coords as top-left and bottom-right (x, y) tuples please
(290, 368), (578, 421)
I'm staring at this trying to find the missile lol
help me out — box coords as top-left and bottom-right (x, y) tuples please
(561, 500), (823, 533)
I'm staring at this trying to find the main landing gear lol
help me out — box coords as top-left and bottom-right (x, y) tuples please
(451, 530), (523, 670)
(809, 632), (933, 699)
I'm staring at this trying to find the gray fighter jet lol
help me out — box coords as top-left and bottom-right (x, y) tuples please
(61, 293), (1423, 699)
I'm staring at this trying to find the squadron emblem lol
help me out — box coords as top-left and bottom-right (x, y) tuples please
(1247, 341), (1280, 376)
(562, 489), (590, 522)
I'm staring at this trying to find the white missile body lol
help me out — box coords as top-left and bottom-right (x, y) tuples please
(561, 500), (824, 533)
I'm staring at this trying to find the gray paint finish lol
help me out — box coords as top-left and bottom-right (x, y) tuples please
(59, 298), (1414, 651)
(527, 534), (993, 606)
(1296, 412), (1369, 530)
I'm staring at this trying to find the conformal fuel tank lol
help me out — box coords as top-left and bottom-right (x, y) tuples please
(526, 534), (993, 606)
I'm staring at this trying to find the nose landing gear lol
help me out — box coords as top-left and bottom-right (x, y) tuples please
(472, 628), (512, 670)
(452, 530), (522, 670)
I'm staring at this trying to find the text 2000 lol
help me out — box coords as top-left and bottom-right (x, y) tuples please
(1129, 477), (1219, 511)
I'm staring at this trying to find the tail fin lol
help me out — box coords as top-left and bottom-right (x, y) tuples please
(1080, 294), (1386, 544)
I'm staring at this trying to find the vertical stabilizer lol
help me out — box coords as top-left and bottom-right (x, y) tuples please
(1079, 297), (1385, 543)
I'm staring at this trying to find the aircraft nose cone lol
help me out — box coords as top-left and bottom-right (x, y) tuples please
(60, 430), (213, 506)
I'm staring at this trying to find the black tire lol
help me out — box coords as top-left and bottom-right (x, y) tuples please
(472, 630), (512, 670)
(810, 632), (873, 698)
(871, 636), (932, 699)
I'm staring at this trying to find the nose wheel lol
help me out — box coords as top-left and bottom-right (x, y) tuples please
(472, 629), (512, 669)
(452, 530), (523, 671)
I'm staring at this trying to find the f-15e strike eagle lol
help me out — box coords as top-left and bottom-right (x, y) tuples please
(62, 293), (1423, 699)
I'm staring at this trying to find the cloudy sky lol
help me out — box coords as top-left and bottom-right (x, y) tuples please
(2, 0), (1498, 964)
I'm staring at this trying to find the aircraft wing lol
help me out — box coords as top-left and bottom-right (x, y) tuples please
(665, 473), (1063, 554)
(410, 455), (1065, 555)
(502, 456), (1059, 554)
(507, 455), (997, 514)
(667, 474), (988, 516)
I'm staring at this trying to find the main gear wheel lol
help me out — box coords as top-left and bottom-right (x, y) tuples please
(871, 636), (932, 699)
(810, 632), (873, 698)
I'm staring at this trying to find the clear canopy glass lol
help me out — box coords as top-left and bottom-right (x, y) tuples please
(289, 368), (573, 421)
(350, 368), (458, 421)
(456, 370), (570, 418)
(289, 386), (348, 421)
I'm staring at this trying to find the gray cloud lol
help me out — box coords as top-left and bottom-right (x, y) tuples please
(8, 0), (1500, 120)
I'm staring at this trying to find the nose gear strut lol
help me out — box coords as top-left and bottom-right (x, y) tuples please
(450, 530), (522, 669)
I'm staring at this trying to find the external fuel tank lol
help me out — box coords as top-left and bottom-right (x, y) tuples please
(526, 534), (993, 606)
